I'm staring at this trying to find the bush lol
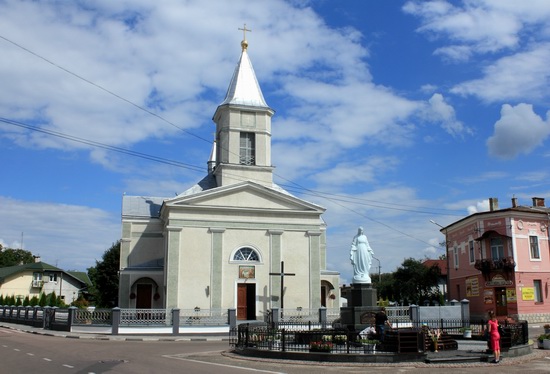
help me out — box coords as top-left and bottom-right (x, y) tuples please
(71, 296), (89, 309)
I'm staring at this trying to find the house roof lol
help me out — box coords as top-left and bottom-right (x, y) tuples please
(0, 261), (89, 286)
(66, 271), (92, 286)
(422, 259), (448, 276)
(440, 202), (550, 231)
(122, 195), (165, 218)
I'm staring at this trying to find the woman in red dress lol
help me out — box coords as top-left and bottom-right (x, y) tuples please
(487, 310), (501, 363)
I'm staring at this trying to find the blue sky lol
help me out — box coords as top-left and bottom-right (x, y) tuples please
(1, 1), (549, 283)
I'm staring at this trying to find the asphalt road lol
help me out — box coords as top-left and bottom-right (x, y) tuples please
(1, 326), (549, 373)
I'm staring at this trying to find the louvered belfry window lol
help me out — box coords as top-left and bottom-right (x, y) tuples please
(239, 132), (255, 165)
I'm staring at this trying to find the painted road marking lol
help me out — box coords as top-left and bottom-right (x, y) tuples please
(164, 355), (285, 373)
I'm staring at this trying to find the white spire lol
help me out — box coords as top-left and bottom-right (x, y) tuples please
(219, 36), (270, 108)
(207, 139), (216, 173)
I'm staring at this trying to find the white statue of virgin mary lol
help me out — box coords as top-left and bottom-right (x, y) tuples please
(350, 226), (374, 283)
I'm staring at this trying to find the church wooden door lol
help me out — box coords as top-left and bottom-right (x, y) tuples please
(237, 283), (256, 320)
(136, 284), (152, 309)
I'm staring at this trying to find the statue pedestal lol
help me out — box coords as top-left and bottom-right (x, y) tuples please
(339, 283), (378, 330)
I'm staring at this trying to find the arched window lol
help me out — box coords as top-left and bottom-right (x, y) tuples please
(233, 247), (260, 262)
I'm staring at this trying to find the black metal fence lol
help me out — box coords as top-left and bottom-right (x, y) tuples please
(230, 318), (529, 354)
(232, 322), (383, 354)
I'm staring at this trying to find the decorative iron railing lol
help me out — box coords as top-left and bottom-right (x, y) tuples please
(73, 308), (112, 325)
(120, 308), (169, 325)
(179, 308), (227, 326)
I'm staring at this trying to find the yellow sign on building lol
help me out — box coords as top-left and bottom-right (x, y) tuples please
(521, 287), (535, 301)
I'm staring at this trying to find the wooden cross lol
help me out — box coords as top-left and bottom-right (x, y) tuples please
(269, 261), (295, 312)
(238, 23), (251, 40)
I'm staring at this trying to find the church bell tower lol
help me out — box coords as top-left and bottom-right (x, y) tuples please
(212, 27), (275, 187)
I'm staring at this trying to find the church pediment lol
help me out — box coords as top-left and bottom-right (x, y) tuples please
(164, 182), (325, 213)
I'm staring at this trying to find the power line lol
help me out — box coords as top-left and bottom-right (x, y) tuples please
(0, 117), (204, 172)
(0, 34), (457, 247)
(0, 34), (212, 146)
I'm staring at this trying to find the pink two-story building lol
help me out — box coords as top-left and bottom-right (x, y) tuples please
(439, 197), (550, 323)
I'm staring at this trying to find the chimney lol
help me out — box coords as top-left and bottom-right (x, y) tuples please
(33, 255), (41, 263)
(511, 197), (518, 208)
(489, 197), (499, 211)
(532, 197), (545, 207)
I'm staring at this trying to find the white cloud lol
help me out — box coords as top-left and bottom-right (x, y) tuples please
(487, 103), (550, 159)
(403, 0), (550, 60)
(466, 199), (490, 215)
(451, 44), (550, 102)
(312, 157), (400, 187)
(0, 196), (120, 270)
(420, 93), (472, 137)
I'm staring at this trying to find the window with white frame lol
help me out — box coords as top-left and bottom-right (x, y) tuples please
(469, 240), (475, 263)
(534, 280), (543, 302)
(232, 247), (260, 262)
(490, 237), (504, 259)
(239, 132), (255, 165)
(49, 273), (58, 282)
(529, 235), (540, 259)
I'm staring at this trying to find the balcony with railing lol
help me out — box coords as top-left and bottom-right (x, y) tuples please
(474, 257), (515, 280)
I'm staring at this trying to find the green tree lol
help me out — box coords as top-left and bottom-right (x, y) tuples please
(0, 247), (35, 267)
(38, 293), (47, 307)
(88, 241), (120, 307)
(30, 295), (39, 306)
(393, 258), (441, 305)
(371, 272), (397, 301)
(48, 291), (57, 307)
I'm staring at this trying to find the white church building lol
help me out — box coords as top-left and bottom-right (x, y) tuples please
(119, 35), (340, 320)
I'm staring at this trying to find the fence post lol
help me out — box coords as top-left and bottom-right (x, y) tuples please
(25, 306), (31, 321)
(271, 308), (279, 329)
(112, 307), (121, 335)
(68, 306), (77, 331)
(460, 299), (470, 327)
(228, 308), (236, 329)
(319, 307), (327, 329)
(172, 308), (180, 335)
(43, 306), (50, 329)
(32, 306), (38, 325)
(409, 304), (418, 328)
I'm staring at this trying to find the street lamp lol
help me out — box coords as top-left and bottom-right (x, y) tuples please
(372, 256), (381, 283)
(430, 219), (449, 303)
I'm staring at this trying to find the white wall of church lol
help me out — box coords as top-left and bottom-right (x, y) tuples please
(279, 230), (314, 309)
(177, 226), (213, 310)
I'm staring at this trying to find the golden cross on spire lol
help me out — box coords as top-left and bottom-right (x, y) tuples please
(238, 24), (252, 51)
(238, 23), (251, 41)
